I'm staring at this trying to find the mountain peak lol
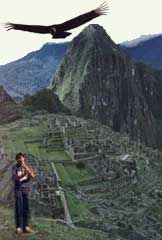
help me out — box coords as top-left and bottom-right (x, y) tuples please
(51, 24), (128, 114)
(64, 24), (121, 62)
(73, 24), (114, 45)
(81, 24), (106, 35)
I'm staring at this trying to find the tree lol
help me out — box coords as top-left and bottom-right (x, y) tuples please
(76, 161), (85, 176)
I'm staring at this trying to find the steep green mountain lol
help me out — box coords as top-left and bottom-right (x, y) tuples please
(50, 24), (162, 149)
(122, 34), (162, 69)
(0, 43), (69, 99)
(0, 86), (21, 123)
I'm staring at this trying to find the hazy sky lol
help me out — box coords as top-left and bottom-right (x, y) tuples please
(0, 0), (162, 65)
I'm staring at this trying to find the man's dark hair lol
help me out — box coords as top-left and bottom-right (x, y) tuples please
(16, 152), (25, 160)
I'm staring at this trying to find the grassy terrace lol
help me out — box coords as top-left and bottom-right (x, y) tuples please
(65, 191), (98, 223)
(1, 122), (70, 162)
(55, 163), (94, 186)
(26, 143), (70, 161)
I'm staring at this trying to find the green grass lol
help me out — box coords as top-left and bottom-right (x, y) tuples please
(0, 125), (45, 158)
(26, 142), (70, 161)
(87, 191), (112, 198)
(55, 163), (73, 185)
(55, 163), (94, 186)
(1, 122), (70, 162)
(65, 192), (98, 223)
(0, 206), (110, 240)
(26, 143), (41, 156)
(78, 182), (104, 191)
(65, 165), (94, 183)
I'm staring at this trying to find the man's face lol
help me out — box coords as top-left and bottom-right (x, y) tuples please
(17, 156), (25, 165)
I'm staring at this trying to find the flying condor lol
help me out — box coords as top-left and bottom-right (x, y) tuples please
(5, 2), (108, 39)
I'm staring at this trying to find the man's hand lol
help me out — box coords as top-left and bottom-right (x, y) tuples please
(30, 171), (36, 178)
(22, 162), (36, 178)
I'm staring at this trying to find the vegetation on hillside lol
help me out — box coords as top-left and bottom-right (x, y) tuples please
(23, 89), (70, 114)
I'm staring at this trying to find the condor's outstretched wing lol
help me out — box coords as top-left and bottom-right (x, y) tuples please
(55, 2), (109, 31)
(5, 2), (108, 35)
(5, 23), (50, 34)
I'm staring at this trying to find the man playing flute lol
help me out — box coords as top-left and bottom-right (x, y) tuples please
(12, 152), (36, 235)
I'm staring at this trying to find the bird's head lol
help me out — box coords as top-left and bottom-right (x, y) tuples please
(50, 27), (57, 36)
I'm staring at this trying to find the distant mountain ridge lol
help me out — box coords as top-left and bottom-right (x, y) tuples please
(121, 33), (162, 47)
(0, 42), (69, 99)
(122, 34), (162, 69)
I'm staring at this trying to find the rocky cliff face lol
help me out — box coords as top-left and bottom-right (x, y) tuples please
(51, 24), (162, 149)
(0, 42), (69, 99)
(0, 86), (21, 123)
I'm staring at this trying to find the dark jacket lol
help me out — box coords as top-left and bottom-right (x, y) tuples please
(12, 163), (32, 193)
